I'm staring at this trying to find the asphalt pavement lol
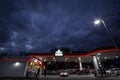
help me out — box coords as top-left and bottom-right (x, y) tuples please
(0, 75), (120, 80)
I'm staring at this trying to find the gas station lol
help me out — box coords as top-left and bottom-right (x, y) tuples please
(24, 48), (120, 77)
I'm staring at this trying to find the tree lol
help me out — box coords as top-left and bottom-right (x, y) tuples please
(50, 47), (58, 53)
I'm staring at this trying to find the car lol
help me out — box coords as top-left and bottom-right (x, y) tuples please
(76, 69), (90, 75)
(106, 68), (120, 76)
(111, 68), (120, 76)
(106, 69), (111, 76)
(60, 70), (69, 77)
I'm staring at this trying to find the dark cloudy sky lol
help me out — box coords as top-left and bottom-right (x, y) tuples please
(0, 0), (120, 55)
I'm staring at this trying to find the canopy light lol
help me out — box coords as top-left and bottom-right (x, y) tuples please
(115, 56), (118, 58)
(98, 53), (101, 55)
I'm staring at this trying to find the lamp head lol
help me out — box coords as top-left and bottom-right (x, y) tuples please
(94, 19), (101, 25)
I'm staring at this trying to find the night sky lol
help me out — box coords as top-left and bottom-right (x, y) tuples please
(0, 0), (120, 55)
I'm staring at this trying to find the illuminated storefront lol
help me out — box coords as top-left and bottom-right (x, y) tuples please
(24, 48), (120, 77)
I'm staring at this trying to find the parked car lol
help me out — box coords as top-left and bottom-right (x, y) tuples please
(76, 69), (90, 75)
(60, 70), (69, 77)
(106, 68), (120, 76)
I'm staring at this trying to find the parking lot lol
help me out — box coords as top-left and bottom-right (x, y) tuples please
(1, 75), (120, 80)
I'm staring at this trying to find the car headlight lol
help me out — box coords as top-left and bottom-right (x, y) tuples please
(64, 73), (67, 75)
(106, 70), (111, 73)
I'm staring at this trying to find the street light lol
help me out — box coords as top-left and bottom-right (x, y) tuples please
(94, 19), (119, 54)
(94, 19), (101, 25)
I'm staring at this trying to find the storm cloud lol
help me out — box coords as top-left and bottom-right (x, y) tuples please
(0, 0), (120, 55)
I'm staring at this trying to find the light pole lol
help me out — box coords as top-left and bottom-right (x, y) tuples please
(94, 19), (119, 54)
(93, 19), (119, 76)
